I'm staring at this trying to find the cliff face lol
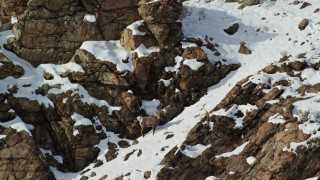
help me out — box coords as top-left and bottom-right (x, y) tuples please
(8, 0), (141, 66)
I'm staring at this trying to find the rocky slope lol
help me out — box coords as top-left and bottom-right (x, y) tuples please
(1, 0), (320, 179)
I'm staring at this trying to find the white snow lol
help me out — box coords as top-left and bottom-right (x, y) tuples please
(0, 135), (6, 139)
(0, 115), (33, 136)
(165, 56), (183, 72)
(83, 14), (96, 23)
(183, 59), (204, 70)
(205, 176), (220, 180)
(246, 156), (256, 165)
(80, 41), (133, 72)
(40, 148), (64, 164)
(11, 16), (18, 24)
(212, 104), (258, 128)
(306, 177), (319, 180)
(141, 99), (161, 115)
(215, 141), (250, 158)
(71, 113), (93, 126)
(268, 113), (286, 124)
(160, 78), (172, 87)
(180, 144), (211, 158)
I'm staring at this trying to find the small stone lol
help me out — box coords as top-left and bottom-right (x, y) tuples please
(224, 23), (239, 35)
(144, 171), (151, 179)
(298, 18), (309, 30)
(239, 42), (252, 55)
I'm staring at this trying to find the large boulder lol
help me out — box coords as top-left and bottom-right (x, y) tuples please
(0, 128), (55, 179)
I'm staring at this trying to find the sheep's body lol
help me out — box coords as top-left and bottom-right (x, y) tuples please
(140, 115), (160, 137)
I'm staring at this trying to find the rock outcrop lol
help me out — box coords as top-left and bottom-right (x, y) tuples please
(0, 128), (55, 179)
(0, 0), (28, 30)
(10, 0), (142, 66)
(158, 60), (320, 179)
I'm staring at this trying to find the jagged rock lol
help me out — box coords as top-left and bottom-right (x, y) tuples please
(133, 55), (153, 89)
(0, 128), (55, 179)
(138, 0), (183, 24)
(7, 96), (41, 113)
(0, 0), (28, 30)
(138, 0), (183, 48)
(239, 42), (252, 55)
(13, 12), (103, 66)
(181, 47), (208, 61)
(147, 22), (182, 48)
(298, 18), (309, 30)
(0, 53), (24, 79)
(256, 88), (283, 107)
(105, 142), (119, 162)
(288, 61), (307, 71)
(300, 2), (311, 9)
(121, 92), (140, 113)
(97, 0), (141, 40)
(124, 150), (136, 161)
(120, 20), (158, 51)
(262, 64), (279, 74)
(69, 49), (135, 104)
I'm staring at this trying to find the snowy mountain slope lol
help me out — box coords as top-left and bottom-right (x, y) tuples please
(67, 1), (320, 179)
(1, 0), (320, 179)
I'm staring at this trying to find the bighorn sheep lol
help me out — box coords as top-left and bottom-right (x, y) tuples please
(140, 111), (161, 137)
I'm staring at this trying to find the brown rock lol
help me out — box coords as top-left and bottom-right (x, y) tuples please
(0, 128), (54, 179)
(120, 22), (158, 51)
(239, 42), (252, 55)
(138, 0), (183, 24)
(121, 92), (140, 113)
(182, 47), (208, 60)
(144, 171), (151, 179)
(133, 56), (153, 89)
(147, 22), (182, 48)
(298, 18), (309, 30)
(262, 64), (279, 74)
(300, 2), (311, 9)
(224, 23), (239, 35)
(7, 96), (41, 112)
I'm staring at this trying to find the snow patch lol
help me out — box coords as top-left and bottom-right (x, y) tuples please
(246, 156), (256, 165)
(141, 99), (161, 115)
(180, 144), (211, 158)
(215, 141), (250, 158)
(80, 41), (133, 72)
(11, 16), (18, 24)
(71, 113), (93, 126)
(83, 14), (96, 23)
(127, 20), (145, 36)
(268, 113), (286, 124)
(183, 59), (204, 70)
